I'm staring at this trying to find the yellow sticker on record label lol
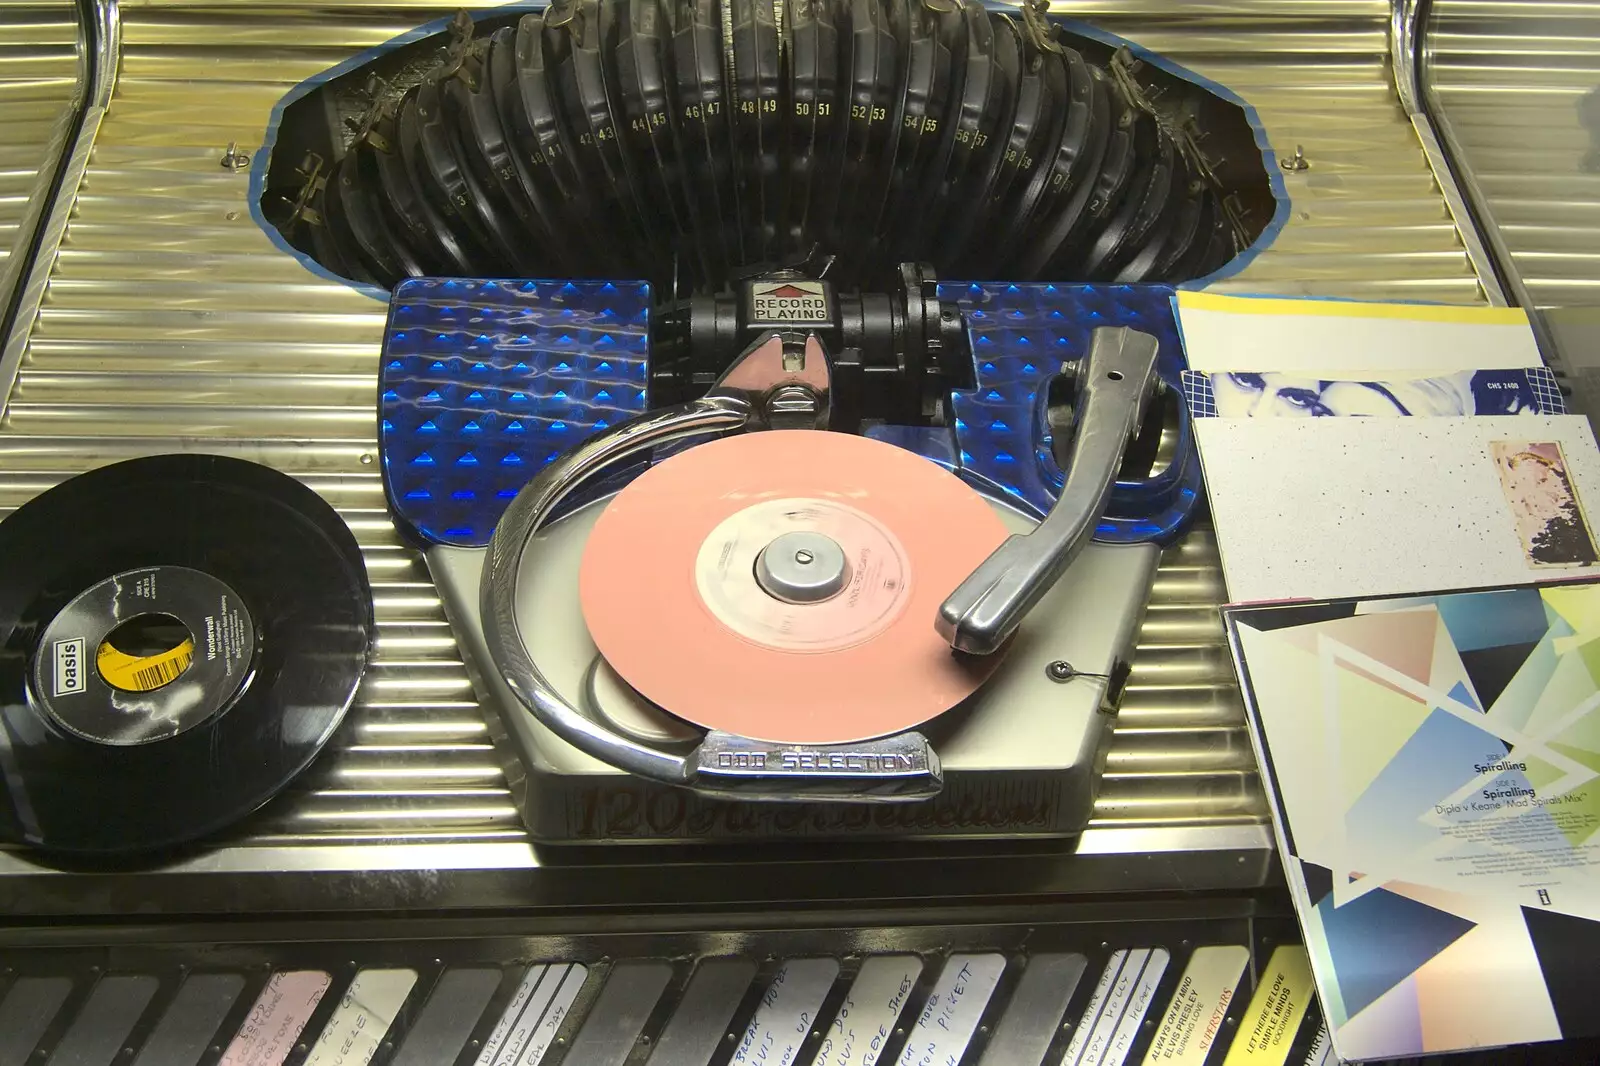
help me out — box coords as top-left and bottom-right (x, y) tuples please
(1220, 946), (1314, 1066)
(96, 638), (195, 692)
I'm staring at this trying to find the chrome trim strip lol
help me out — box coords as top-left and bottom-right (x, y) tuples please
(1391, 0), (1509, 308)
(0, 0), (122, 418)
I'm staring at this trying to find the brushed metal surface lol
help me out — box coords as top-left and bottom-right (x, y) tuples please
(0, 0), (1492, 910)
(1425, 1), (1600, 310)
(0, 0), (82, 309)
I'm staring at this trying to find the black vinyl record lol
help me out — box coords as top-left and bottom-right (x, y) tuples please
(783, 0), (842, 257)
(913, 0), (992, 262)
(417, 74), (529, 271)
(877, 0), (959, 272)
(339, 144), (429, 286)
(609, 0), (707, 284)
(314, 160), (377, 285)
(727, 0), (784, 263)
(967, 26), (1063, 277)
(512, 12), (618, 273)
(930, 7), (1017, 270)
(832, 0), (898, 279)
(449, 48), (565, 272)
(1007, 54), (1110, 277)
(395, 90), (490, 273)
(0, 454), (373, 857)
(669, 0), (740, 272)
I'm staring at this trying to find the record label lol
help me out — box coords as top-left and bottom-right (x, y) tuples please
(31, 565), (255, 747)
(694, 496), (910, 652)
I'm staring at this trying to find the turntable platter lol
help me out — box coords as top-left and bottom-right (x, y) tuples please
(577, 430), (1011, 745)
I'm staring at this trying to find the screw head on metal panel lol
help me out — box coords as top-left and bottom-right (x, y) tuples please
(221, 142), (252, 170)
(1280, 145), (1309, 171)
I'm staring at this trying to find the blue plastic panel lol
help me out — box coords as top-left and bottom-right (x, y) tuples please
(931, 281), (1201, 543)
(379, 278), (651, 546)
(380, 280), (1199, 548)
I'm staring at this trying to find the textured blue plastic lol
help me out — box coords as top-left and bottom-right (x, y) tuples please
(379, 278), (651, 546)
(380, 279), (1198, 548)
(932, 281), (1200, 543)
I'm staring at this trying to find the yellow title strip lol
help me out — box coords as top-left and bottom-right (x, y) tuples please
(1178, 291), (1530, 327)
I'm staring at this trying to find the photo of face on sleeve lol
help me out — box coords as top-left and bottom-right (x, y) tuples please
(1209, 369), (1538, 418)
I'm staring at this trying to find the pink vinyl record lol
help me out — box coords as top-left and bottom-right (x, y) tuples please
(577, 430), (1012, 744)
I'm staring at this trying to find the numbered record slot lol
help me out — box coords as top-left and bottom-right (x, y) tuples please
(950, 11), (1054, 275)
(830, 0), (899, 282)
(605, 0), (706, 283)
(395, 90), (493, 273)
(511, 11), (619, 273)
(781, 0), (842, 258)
(371, 100), (474, 274)
(669, 0), (741, 271)
(928, 7), (1017, 272)
(879, 0), (962, 270)
(546, 0), (668, 272)
(726, 0), (785, 263)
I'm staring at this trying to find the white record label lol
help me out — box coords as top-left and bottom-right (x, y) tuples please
(695, 497), (911, 653)
(895, 953), (1006, 1066)
(305, 968), (418, 1066)
(734, 957), (842, 1066)
(817, 955), (924, 1066)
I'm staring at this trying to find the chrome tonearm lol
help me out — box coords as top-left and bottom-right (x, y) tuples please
(937, 326), (1163, 656)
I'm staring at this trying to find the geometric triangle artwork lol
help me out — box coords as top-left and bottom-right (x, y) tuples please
(1300, 860), (1335, 907)
(1230, 600), (1359, 633)
(1277, 608), (1439, 686)
(1319, 887), (1475, 1020)
(1521, 906), (1600, 1039)
(1436, 587), (1549, 653)
(1446, 680), (1480, 712)
(1457, 642), (1539, 712)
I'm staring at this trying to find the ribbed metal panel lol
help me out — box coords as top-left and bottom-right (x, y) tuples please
(0, 0), (81, 292)
(1426, 1), (1600, 309)
(0, 0), (1489, 906)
